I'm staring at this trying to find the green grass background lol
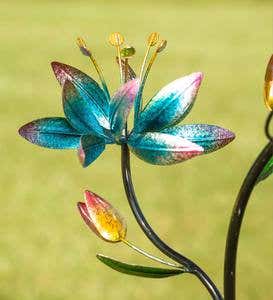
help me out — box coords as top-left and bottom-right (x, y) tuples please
(1, 0), (272, 299)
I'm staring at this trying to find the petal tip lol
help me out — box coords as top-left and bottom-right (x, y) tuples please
(18, 122), (35, 142)
(193, 72), (203, 87)
(84, 190), (96, 204)
(51, 61), (72, 86)
(78, 146), (86, 167)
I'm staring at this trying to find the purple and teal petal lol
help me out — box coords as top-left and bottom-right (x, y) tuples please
(162, 124), (235, 153)
(128, 132), (204, 165)
(78, 135), (105, 167)
(62, 80), (112, 142)
(134, 72), (203, 133)
(110, 79), (139, 141)
(18, 117), (81, 149)
(51, 62), (109, 114)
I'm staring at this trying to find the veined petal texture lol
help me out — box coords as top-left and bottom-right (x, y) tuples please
(62, 80), (112, 140)
(83, 190), (127, 242)
(18, 117), (81, 149)
(78, 135), (105, 168)
(110, 79), (139, 140)
(51, 62), (109, 115)
(134, 72), (203, 133)
(128, 132), (204, 165)
(162, 124), (235, 153)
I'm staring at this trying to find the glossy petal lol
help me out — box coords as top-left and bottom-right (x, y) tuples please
(78, 135), (105, 168)
(97, 254), (185, 278)
(62, 80), (112, 140)
(110, 79), (139, 140)
(162, 124), (235, 153)
(128, 132), (204, 165)
(77, 202), (101, 236)
(264, 55), (273, 110)
(256, 156), (273, 183)
(134, 72), (203, 133)
(78, 190), (127, 242)
(18, 117), (81, 149)
(52, 61), (109, 113)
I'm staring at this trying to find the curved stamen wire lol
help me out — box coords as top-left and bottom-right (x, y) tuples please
(109, 32), (125, 84)
(77, 37), (110, 100)
(133, 33), (159, 123)
(134, 37), (167, 126)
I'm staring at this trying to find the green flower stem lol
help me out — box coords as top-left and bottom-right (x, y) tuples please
(122, 239), (184, 270)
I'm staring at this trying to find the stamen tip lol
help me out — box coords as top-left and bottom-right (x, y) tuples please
(109, 32), (124, 47)
(147, 32), (159, 47)
(76, 37), (91, 56)
(156, 40), (167, 53)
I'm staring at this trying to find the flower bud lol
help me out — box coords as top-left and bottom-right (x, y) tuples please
(77, 190), (127, 242)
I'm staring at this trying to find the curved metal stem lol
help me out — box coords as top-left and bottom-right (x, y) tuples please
(224, 140), (273, 300)
(265, 111), (273, 141)
(121, 144), (223, 300)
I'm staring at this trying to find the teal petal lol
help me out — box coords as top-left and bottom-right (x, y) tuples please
(18, 117), (81, 149)
(162, 124), (235, 153)
(110, 79), (139, 141)
(62, 80), (112, 142)
(51, 61), (109, 114)
(128, 132), (203, 165)
(134, 72), (203, 133)
(78, 135), (105, 168)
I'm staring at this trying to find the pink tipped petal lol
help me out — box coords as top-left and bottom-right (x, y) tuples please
(162, 124), (235, 154)
(110, 78), (140, 140)
(134, 72), (203, 133)
(77, 135), (105, 168)
(51, 62), (109, 114)
(77, 202), (100, 237)
(83, 190), (127, 242)
(18, 117), (81, 149)
(128, 132), (204, 165)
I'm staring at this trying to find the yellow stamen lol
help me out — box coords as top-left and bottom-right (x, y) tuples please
(76, 37), (110, 99)
(143, 40), (168, 83)
(137, 39), (167, 113)
(139, 32), (159, 82)
(109, 32), (125, 84)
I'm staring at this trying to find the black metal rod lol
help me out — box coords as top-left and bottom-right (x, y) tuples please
(265, 111), (273, 141)
(224, 141), (273, 300)
(121, 144), (223, 300)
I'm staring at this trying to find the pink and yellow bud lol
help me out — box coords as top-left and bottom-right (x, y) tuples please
(77, 190), (127, 242)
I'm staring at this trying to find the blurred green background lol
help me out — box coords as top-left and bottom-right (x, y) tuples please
(1, 0), (272, 299)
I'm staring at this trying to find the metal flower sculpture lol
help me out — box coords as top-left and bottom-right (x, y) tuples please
(19, 32), (235, 167)
(17, 32), (273, 300)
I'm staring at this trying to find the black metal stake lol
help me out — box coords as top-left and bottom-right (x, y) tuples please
(121, 144), (223, 300)
(224, 140), (273, 300)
